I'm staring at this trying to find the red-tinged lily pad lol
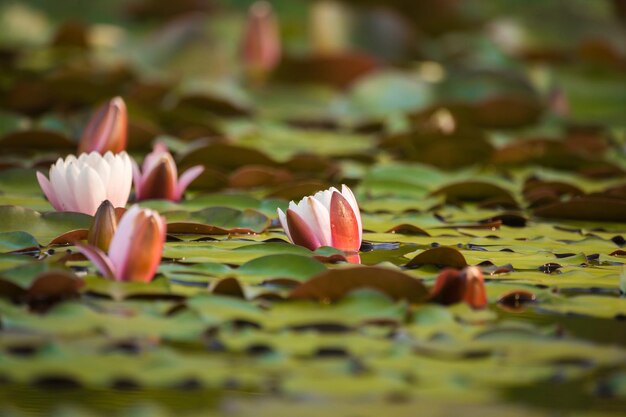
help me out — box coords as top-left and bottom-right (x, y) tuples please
(176, 93), (252, 118)
(386, 135), (494, 169)
(0, 130), (75, 153)
(431, 181), (517, 206)
(533, 196), (626, 222)
(166, 223), (254, 235)
(289, 266), (429, 303)
(183, 166), (228, 191)
(493, 138), (623, 176)
(284, 154), (339, 177)
(47, 229), (88, 247)
(473, 95), (543, 129)
(386, 224), (431, 236)
(178, 142), (278, 171)
(161, 208), (268, 236)
(497, 290), (537, 312)
(228, 165), (293, 189)
(275, 52), (380, 89)
(2, 80), (54, 117)
(405, 247), (468, 269)
(210, 277), (245, 299)
(0, 270), (83, 312)
(524, 179), (585, 207)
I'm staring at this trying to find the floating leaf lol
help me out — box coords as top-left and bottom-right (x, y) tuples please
(405, 247), (468, 269)
(290, 266), (428, 303)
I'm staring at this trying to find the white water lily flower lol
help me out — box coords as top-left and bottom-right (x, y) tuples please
(277, 184), (362, 252)
(36, 151), (133, 215)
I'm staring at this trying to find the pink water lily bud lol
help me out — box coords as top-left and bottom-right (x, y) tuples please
(78, 97), (127, 154)
(76, 205), (166, 283)
(132, 143), (204, 201)
(277, 185), (362, 252)
(36, 151), (133, 215)
(88, 200), (118, 252)
(430, 266), (488, 309)
(241, 1), (281, 78)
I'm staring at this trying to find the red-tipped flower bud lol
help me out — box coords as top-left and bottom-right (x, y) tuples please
(132, 143), (204, 202)
(78, 96), (127, 154)
(77, 205), (166, 283)
(241, 1), (281, 80)
(430, 266), (488, 309)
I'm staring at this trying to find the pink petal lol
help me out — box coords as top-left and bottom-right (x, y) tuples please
(176, 165), (204, 201)
(142, 143), (168, 173)
(107, 205), (140, 272)
(108, 206), (165, 282)
(36, 171), (62, 211)
(75, 242), (117, 279)
(329, 191), (360, 251)
(286, 209), (321, 250)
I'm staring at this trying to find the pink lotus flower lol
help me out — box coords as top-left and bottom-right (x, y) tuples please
(78, 97), (127, 154)
(430, 266), (488, 309)
(36, 151), (133, 215)
(76, 205), (166, 282)
(241, 1), (281, 76)
(132, 143), (204, 201)
(277, 185), (362, 252)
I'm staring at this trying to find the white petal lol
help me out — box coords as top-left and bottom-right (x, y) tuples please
(94, 157), (111, 185)
(76, 165), (107, 215)
(84, 152), (102, 169)
(50, 162), (78, 211)
(64, 154), (77, 166)
(277, 208), (292, 242)
(106, 152), (132, 208)
(312, 188), (335, 211)
(306, 196), (331, 245)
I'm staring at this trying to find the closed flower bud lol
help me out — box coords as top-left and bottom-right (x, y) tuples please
(241, 1), (281, 80)
(430, 266), (488, 309)
(78, 96), (127, 154)
(77, 205), (166, 283)
(133, 143), (204, 202)
(87, 200), (118, 252)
